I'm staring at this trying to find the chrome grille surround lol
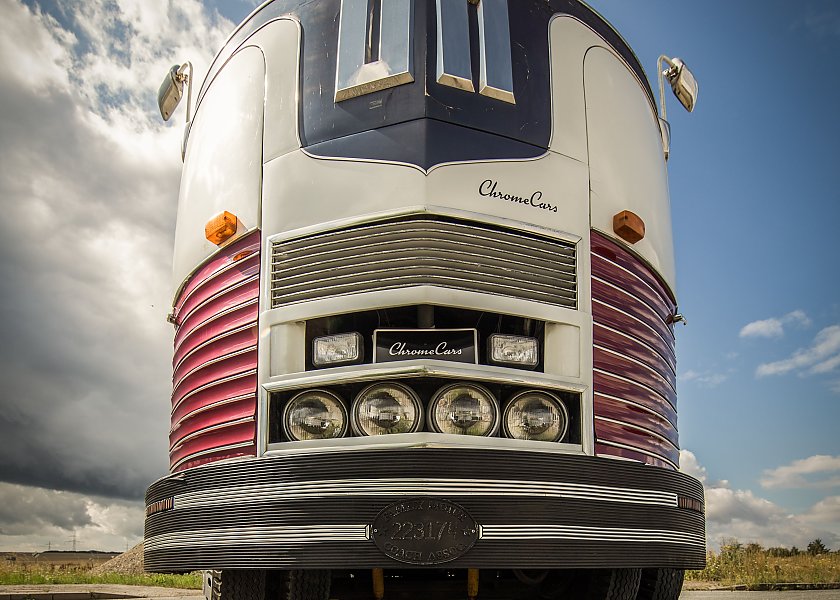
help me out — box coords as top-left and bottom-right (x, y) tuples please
(270, 216), (577, 309)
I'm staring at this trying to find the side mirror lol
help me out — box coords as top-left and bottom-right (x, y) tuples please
(664, 58), (698, 113)
(157, 62), (192, 122)
(656, 55), (698, 160)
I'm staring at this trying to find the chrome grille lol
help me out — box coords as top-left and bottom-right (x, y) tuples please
(271, 217), (576, 308)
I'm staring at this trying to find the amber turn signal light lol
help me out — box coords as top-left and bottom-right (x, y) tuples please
(613, 210), (645, 244)
(205, 211), (237, 245)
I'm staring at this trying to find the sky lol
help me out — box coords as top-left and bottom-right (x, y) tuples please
(0, 0), (838, 553)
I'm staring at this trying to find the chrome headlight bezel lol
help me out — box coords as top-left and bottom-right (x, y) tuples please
(428, 383), (500, 437)
(282, 389), (349, 441)
(351, 381), (424, 436)
(502, 390), (569, 442)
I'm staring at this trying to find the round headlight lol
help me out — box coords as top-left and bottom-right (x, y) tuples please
(352, 382), (422, 436)
(283, 390), (348, 441)
(429, 383), (498, 436)
(502, 390), (569, 442)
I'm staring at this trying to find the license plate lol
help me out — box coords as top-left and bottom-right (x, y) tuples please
(373, 329), (478, 364)
(371, 497), (479, 565)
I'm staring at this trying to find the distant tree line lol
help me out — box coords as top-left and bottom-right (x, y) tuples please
(718, 538), (833, 557)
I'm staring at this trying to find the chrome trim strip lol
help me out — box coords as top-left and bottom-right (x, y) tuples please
(271, 217), (577, 309)
(594, 344), (676, 396)
(592, 275), (670, 333)
(265, 432), (584, 457)
(172, 477), (677, 510)
(274, 231), (575, 273)
(593, 299), (675, 363)
(174, 322), (257, 374)
(171, 227), (260, 309)
(173, 393), (257, 430)
(597, 440), (679, 471)
(171, 441), (255, 472)
(266, 204), (580, 246)
(591, 254), (672, 315)
(177, 274), (259, 325)
(297, 147), (556, 176)
(173, 346), (258, 389)
(176, 251), (258, 316)
(170, 417), (255, 451)
(593, 368), (671, 409)
(173, 369), (257, 413)
(263, 362), (587, 394)
(594, 390), (677, 429)
(481, 525), (704, 547)
(174, 298), (258, 356)
(594, 415), (678, 450)
(145, 524), (369, 550)
(594, 320), (676, 375)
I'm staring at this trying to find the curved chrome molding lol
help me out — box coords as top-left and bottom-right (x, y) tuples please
(171, 477), (677, 511)
(481, 524), (703, 547)
(265, 203), (580, 247)
(263, 362), (587, 395)
(145, 524), (369, 550)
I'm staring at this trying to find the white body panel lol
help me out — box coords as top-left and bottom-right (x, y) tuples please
(172, 19), (301, 295)
(170, 11), (673, 460)
(548, 16), (675, 292)
(585, 48), (676, 289)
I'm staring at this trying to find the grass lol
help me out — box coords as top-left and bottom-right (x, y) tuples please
(4, 541), (839, 591)
(0, 561), (201, 589)
(686, 541), (840, 589)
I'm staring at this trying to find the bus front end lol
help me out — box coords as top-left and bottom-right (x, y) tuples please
(146, 2), (704, 598)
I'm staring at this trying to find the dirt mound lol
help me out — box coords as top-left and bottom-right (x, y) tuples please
(90, 542), (145, 575)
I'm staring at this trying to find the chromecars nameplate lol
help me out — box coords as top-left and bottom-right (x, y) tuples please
(372, 498), (479, 565)
(373, 329), (477, 364)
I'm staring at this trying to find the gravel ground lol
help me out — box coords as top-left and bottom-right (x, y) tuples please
(89, 545), (145, 576)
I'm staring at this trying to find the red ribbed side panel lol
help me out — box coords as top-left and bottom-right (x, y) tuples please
(169, 231), (261, 473)
(591, 231), (679, 470)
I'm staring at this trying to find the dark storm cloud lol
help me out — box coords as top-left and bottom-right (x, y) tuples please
(0, 1), (231, 501)
(0, 52), (174, 500)
(0, 484), (92, 535)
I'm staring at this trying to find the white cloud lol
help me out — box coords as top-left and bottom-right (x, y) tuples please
(761, 455), (840, 490)
(680, 451), (840, 550)
(679, 448), (708, 484)
(680, 369), (728, 388)
(756, 325), (840, 378)
(0, 483), (143, 552)
(0, 1), (232, 500)
(739, 310), (811, 339)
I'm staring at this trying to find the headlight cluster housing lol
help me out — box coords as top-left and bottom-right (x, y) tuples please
(277, 381), (573, 443)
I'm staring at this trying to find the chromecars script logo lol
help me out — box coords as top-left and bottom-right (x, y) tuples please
(479, 179), (558, 213)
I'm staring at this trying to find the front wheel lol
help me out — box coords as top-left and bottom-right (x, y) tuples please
(530, 568), (641, 600)
(580, 569), (642, 600)
(636, 568), (684, 600)
(207, 569), (331, 600)
(283, 570), (331, 600)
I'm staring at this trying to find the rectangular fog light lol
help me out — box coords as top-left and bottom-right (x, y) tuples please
(313, 332), (363, 367)
(489, 334), (538, 367)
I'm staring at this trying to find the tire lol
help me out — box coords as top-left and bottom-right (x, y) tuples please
(215, 570), (269, 600)
(523, 568), (640, 600)
(636, 568), (684, 600)
(577, 569), (642, 600)
(211, 569), (330, 600)
(283, 570), (331, 600)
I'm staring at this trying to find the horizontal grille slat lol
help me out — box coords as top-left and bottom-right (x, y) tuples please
(271, 217), (576, 308)
(273, 242), (576, 285)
